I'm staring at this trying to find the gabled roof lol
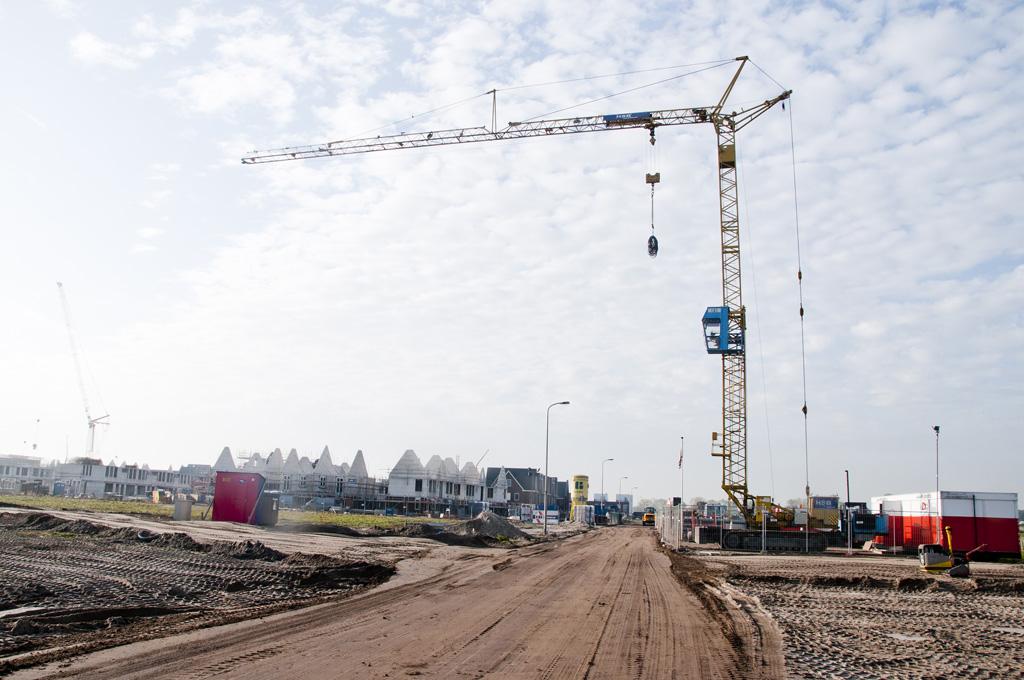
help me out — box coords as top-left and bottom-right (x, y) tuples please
(213, 447), (236, 472)
(424, 455), (444, 475)
(442, 457), (459, 478)
(298, 456), (315, 474)
(348, 450), (368, 479)
(314, 446), (335, 474)
(241, 454), (265, 471)
(390, 450), (425, 478)
(462, 458), (481, 481)
(264, 448), (284, 472)
(338, 461), (351, 476)
(486, 467), (509, 489)
(283, 449), (302, 474)
(503, 468), (542, 492)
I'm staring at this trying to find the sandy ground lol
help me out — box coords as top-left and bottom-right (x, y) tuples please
(11, 525), (766, 680)
(693, 548), (1024, 679)
(0, 512), (403, 674)
(0, 507), (442, 563)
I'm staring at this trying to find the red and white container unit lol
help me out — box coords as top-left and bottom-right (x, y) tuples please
(870, 491), (1020, 557)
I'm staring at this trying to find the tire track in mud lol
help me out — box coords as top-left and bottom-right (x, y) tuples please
(697, 552), (1024, 680)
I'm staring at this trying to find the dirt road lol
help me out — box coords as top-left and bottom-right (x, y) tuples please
(14, 527), (771, 680)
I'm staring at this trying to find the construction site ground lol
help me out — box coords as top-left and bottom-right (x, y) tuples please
(679, 544), (1024, 679)
(4, 514), (768, 680)
(4, 509), (1022, 679)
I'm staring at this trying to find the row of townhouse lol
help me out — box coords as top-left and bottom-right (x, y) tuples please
(214, 446), (380, 505)
(210, 447), (571, 518)
(2, 454), (212, 498)
(43, 458), (212, 498)
(0, 454), (54, 493)
(386, 451), (571, 518)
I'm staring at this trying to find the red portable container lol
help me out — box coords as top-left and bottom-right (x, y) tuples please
(871, 491), (1020, 557)
(211, 471), (266, 523)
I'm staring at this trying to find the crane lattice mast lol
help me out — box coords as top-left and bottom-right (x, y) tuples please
(242, 56), (790, 526)
(57, 282), (108, 455)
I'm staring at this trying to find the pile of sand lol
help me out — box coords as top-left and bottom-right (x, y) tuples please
(453, 512), (531, 541)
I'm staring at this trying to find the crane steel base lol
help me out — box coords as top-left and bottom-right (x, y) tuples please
(721, 529), (828, 552)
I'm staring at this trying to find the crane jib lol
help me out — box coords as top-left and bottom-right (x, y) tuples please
(603, 111), (653, 126)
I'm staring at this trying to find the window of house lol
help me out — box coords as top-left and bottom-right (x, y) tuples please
(428, 479), (436, 493)
(454, 483), (461, 496)
(487, 487), (494, 499)
(513, 493), (520, 501)
(414, 479), (423, 492)
(466, 484), (474, 497)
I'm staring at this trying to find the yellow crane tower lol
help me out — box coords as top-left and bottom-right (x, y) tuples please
(243, 57), (812, 550)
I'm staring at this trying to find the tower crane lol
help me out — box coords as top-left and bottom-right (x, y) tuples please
(56, 282), (108, 456)
(243, 56), (813, 549)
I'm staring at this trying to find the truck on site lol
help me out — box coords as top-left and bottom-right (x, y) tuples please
(642, 507), (657, 526)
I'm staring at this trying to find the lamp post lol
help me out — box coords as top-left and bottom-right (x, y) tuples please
(601, 457), (614, 509)
(933, 425), (940, 544)
(844, 469), (852, 556)
(678, 436), (685, 548)
(618, 476), (628, 496)
(543, 401), (570, 535)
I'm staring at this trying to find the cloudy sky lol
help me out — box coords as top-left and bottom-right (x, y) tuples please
(2, 1), (1021, 506)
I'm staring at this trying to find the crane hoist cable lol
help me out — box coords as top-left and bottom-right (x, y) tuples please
(787, 97), (811, 509)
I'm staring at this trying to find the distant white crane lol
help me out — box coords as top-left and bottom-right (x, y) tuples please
(56, 282), (108, 455)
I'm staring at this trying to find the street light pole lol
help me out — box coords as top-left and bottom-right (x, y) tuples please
(845, 469), (852, 556)
(544, 401), (570, 536)
(601, 457), (613, 509)
(678, 436), (685, 548)
(933, 425), (940, 544)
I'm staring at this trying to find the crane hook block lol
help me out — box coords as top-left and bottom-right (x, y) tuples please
(648, 234), (659, 258)
(645, 172), (661, 184)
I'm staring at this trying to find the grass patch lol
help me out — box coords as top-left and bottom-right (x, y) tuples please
(277, 510), (458, 530)
(0, 495), (462, 529)
(0, 494), (208, 520)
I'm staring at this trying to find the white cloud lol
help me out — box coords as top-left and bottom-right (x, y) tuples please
(70, 32), (155, 69)
(42, 0), (79, 20)
(137, 227), (164, 239)
(140, 189), (172, 210)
